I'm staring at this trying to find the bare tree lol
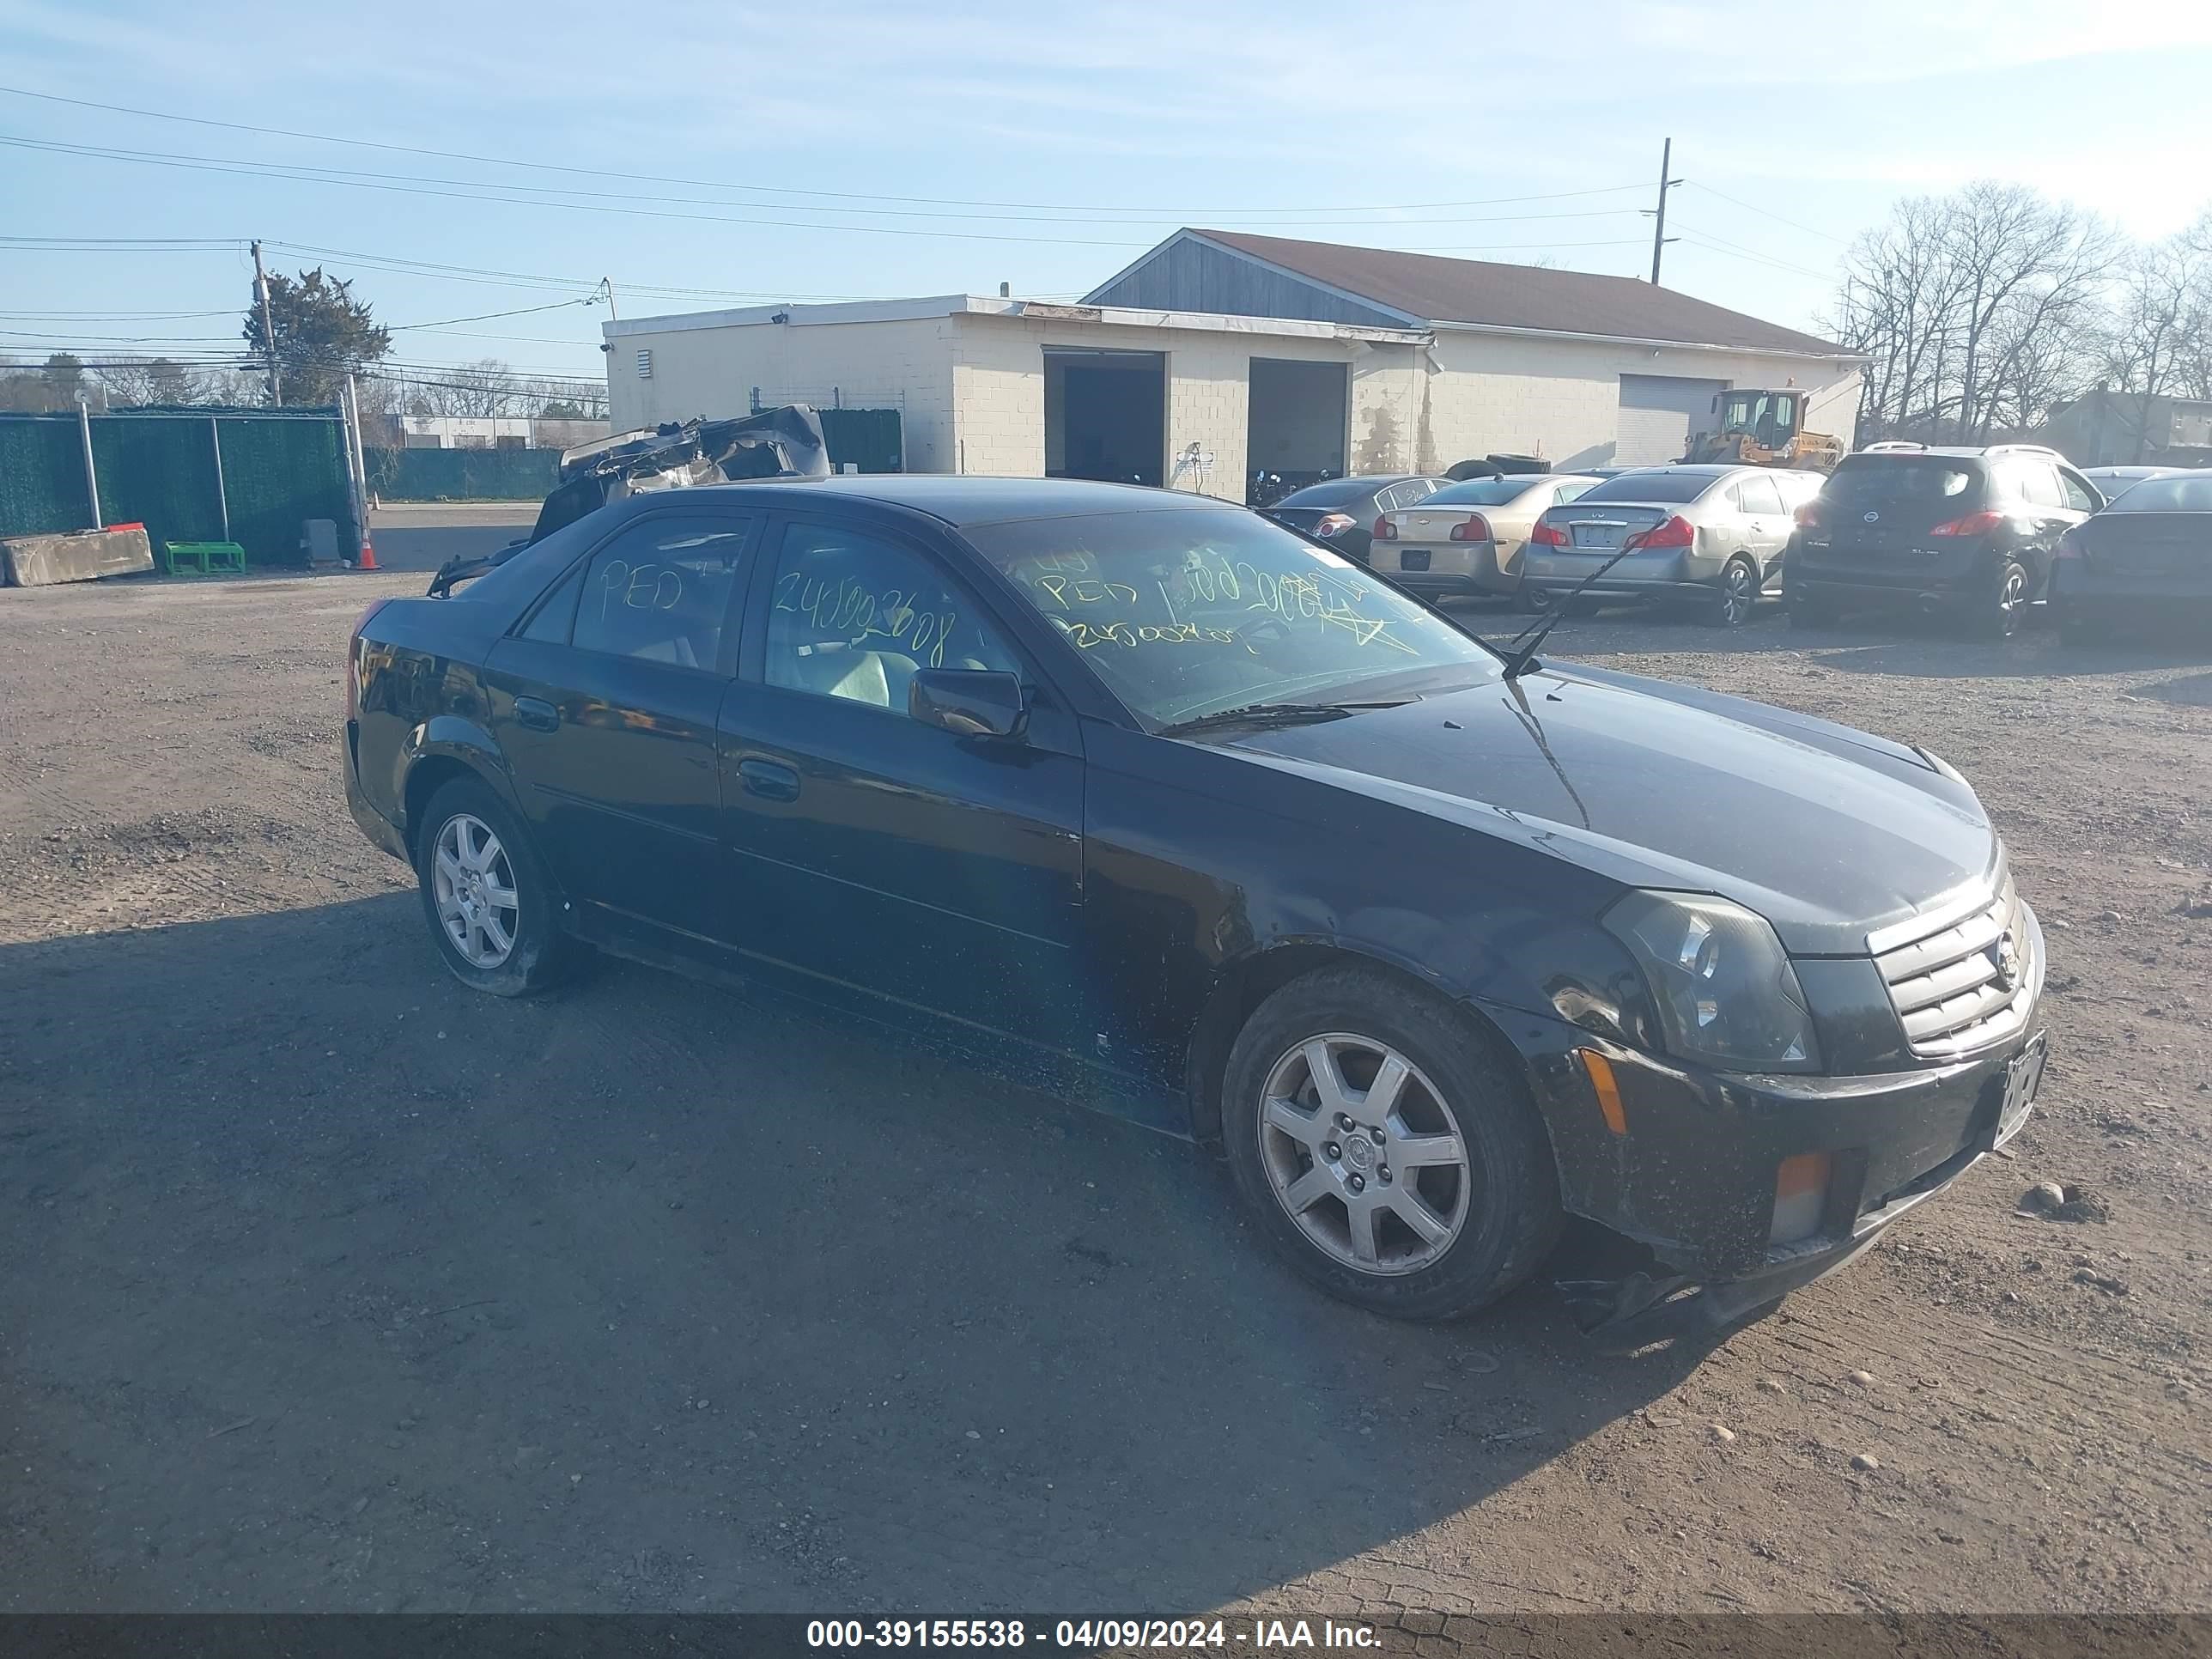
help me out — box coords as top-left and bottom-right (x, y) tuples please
(1832, 184), (2117, 441)
(2099, 237), (2201, 460)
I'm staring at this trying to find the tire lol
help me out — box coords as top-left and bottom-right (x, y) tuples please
(1516, 586), (1556, 614)
(1220, 964), (1563, 1322)
(1967, 556), (2029, 640)
(412, 776), (580, 998)
(1700, 556), (1759, 628)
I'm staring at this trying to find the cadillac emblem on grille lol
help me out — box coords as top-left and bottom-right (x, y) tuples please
(1990, 929), (2021, 992)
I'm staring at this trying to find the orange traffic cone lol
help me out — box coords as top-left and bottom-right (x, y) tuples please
(355, 534), (380, 572)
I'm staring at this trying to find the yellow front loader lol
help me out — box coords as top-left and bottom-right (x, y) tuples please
(1685, 388), (1843, 471)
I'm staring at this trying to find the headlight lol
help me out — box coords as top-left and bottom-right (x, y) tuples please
(1604, 891), (1821, 1073)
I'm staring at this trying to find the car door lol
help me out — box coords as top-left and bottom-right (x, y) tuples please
(2006, 459), (2079, 587)
(715, 512), (1091, 1052)
(1731, 471), (1791, 586)
(481, 507), (757, 950)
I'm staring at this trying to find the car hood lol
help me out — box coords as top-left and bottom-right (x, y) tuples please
(1205, 664), (1999, 956)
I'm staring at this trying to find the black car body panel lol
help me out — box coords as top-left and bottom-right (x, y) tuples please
(1262, 475), (1444, 563)
(1786, 446), (2102, 618)
(2049, 477), (2212, 634)
(345, 477), (2045, 1304)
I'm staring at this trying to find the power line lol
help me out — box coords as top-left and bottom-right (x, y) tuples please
(1, 134), (1658, 251)
(1680, 181), (1849, 246)
(0, 135), (1159, 247)
(1673, 226), (1834, 281)
(0, 82), (1652, 219)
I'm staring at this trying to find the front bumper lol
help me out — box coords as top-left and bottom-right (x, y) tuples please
(1488, 981), (2047, 1340)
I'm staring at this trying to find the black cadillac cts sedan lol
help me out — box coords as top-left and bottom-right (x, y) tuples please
(345, 477), (2046, 1335)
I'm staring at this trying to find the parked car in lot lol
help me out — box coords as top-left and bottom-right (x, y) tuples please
(2051, 470), (2212, 645)
(1261, 474), (1448, 564)
(1520, 465), (1823, 625)
(1784, 444), (2105, 637)
(2081, 465), (2186, 502)
(346, 477), (2046, 1338)
(1367, 473), (1602, 600)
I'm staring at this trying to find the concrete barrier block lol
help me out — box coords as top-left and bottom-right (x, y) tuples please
(1, 526), (156, 588)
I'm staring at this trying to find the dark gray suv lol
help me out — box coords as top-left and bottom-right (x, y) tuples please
(1784, 444), (2105, 637)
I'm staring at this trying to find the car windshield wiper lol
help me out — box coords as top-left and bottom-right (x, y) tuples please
(1160, 698), (1414, 736)
(1498, 539), (1647, 678)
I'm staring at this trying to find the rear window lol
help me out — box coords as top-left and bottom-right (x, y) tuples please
(1821, 457), (1979, 508)
(1425, 478), (1540, 507)
(1572, 471), (1722, 505)
(2107, 475), (2212, 513)
(1274, 478), (1391, 509)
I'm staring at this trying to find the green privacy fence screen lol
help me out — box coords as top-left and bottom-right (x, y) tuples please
(0, 409), (358, 568)
(817, 407), (903, 474)
(365, 446), (561, 502)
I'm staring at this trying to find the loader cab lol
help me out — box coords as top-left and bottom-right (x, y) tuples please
(1717, 389), (1802, 453)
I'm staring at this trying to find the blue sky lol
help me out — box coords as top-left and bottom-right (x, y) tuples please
(3, 0), (2209, 386)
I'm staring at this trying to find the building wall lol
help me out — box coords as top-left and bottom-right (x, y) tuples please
(1416, 331), (1862, 472)
(606, 306), (1862, 492)
(949, 313), (1389, 496)
(607, 313), (960, 472)
(1085, 234), (1411, 329)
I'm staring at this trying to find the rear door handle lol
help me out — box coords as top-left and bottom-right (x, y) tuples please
(738, 757), (801, 803)
(514, 696), (560, 732)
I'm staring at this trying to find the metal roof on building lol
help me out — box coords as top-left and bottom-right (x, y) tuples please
(1089, 229), (1850, 358)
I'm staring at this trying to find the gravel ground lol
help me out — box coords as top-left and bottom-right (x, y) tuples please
(2, 515), (2209, 1619)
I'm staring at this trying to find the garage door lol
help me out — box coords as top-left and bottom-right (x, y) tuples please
(1617, 374), (1725, 466)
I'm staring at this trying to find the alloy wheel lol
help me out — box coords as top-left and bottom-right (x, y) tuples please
(1256, 1034), (1474, 1275)
(1720, 562), (1756, 626)
(432, 813), (520, 969)
(1996, 563), (2027, 635)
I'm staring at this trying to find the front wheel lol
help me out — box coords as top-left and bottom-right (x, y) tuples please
(413, 776), (580, 997)
(1220, 965), (1562, 1322)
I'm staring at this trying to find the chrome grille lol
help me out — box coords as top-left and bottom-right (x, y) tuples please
(1875, 876), (2032, 1059)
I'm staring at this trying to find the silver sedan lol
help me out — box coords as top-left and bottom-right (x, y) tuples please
(1520, 465), (1827, 626)
(1366, 474), (1603, 600)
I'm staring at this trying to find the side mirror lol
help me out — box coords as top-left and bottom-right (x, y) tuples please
(908, 669), (1027, 739)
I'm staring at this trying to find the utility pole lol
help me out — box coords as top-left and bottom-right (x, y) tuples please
(252, 240), (283, 406)
(599, 276), (618, 320)
(1647, 137), (1681, 285)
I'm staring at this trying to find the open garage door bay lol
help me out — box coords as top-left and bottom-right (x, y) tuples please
(1618, 374), (1725, 467)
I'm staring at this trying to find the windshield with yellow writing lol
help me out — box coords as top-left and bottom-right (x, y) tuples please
(965, 507), (1498, 726)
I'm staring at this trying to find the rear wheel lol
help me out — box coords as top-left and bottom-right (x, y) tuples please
(1969, 556), (2030, 639)
(1516, 586), (1556, 614)
(413, 776), (579, 997)
(1701, 556), (1759, 628)
(1220, 965), (1562, 1322)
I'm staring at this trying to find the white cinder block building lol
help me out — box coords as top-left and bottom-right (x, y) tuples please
(603, 229), (1863, 495)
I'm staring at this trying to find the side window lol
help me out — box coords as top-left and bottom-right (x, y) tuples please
(517, 560), (585, 644)
(2058, 469), (2100, 513)
(1374, 484), (1408, 512)
(1395, 481), (1436, 507)
(2014, 463), (2065, 509)
(1553, 482), (1592, 505)
(764, 522), (1018, 714)
(570, 514), (751, 670)
(1736, 473), (1785, 515)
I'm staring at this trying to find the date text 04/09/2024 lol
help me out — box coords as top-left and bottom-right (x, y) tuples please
(805, 1619), (1384, 1650)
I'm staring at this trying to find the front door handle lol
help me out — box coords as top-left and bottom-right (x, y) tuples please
(738, 757), (801, 803)
(514, 696), (561, 732)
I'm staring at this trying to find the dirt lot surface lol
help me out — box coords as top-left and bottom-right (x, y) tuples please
(3, 509), (2209, 1619)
